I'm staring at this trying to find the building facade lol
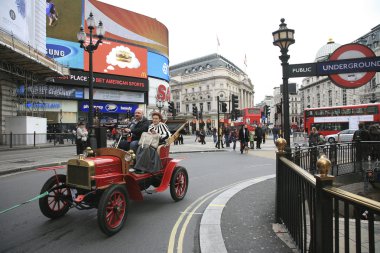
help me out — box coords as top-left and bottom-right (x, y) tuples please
(169, 54), (254, 130)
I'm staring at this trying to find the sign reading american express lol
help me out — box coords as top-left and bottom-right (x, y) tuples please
(317, 57), (380, 75)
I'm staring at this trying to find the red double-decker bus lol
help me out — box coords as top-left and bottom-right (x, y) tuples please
(304, 103), (380, 135)
(232, 107), (262, 131)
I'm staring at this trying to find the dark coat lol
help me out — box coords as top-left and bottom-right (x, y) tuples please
(255, 126), (263, 138)
(309, 132), (319, 146)
(130, 117), (150, 142)
(239, 127), (250, 142)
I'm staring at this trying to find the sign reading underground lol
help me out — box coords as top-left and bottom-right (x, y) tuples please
(325, 43), (376, 88)
(287, 43), (380, 89)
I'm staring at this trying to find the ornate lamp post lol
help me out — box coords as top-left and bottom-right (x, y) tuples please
(77, 12), (105, 148)
(272, 18), (295, 148)
(156, 99), (164, 114)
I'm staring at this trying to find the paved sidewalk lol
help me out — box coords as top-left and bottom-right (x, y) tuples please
(0, 135), (277, 176)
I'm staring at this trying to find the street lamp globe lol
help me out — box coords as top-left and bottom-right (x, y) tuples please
(86, 12), (96, 29)
(77, 26), (86, 44)
(97, 21), (105, 38)
(272, 18), (295, 50)
(272, 18), (295, 148)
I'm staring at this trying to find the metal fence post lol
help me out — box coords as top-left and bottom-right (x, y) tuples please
(10, 132), (13, 148)
(314, 156), (334, 253)
(34, 131), (36, 147)
(275, 138), (287, 223)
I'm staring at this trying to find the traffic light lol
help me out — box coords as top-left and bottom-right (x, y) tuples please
(267, 105), (271, 116)
(168, 101), (174, 113)
(221, 102), (227, 113)
(231, 94), (239, 112)
(192, 105), (198, 118)
(235, 110), (241, 118)
(199, 109), (203, 119)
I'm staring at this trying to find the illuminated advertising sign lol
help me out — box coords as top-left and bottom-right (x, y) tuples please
(79, 101), (138, 114)
(148, 52), (169, 81)
(84, 88), (145, 103)
(46, 38), (84, 69)
(49, 69), (148, 92)
(84, 39), (148, 79)
(85, 0), (169, 57)
(46, 0), (83, 42)
(1, 0), (45, 53)
(18, 84), (84, 99)
(148, 78), (170, 107)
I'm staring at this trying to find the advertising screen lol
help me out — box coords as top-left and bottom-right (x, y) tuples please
(18, 84), (84, 99)
(84, 88), (145, 103)
(85, 0), (169, 57)
(46, 0), (83, 42)
(148, 78), (170, 107)
(148, 52), (169, 81)
(84, 39), (147, 79)
(0, 0), (46, 53)
(49, 69), (149, 92)
(46, 38), (84, 69)
(79, 101), (138, 114)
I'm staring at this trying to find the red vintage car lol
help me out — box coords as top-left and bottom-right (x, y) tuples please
(38, 126), (188, 236)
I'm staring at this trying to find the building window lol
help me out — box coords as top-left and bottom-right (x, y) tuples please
(192, 88), (194, 93)
(185, 89), (187, 94)
(328, 90), (332, 107)
(176, 102), (180, 112)
(200, 103), (203, 112)
(317, 93), (320, 107)
(307, 96), (310, 103)
(207, 102), (211, 111)
(343, 89), (347, 105)
(186, 104), (189, 112)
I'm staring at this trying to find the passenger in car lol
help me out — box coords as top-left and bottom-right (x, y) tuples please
(148, 112), (171, 144)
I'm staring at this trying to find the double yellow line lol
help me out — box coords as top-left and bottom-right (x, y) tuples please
(167, 178), (255, 253)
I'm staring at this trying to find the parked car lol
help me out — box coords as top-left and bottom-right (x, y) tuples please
(324, 129), (356, 143)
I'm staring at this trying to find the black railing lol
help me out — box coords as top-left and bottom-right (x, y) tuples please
(291, 141), (380, 176)
(276, 147), (380, 253)
(0, 132), (76, 148)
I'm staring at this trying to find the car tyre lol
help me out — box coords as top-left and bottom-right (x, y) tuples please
(170, 166), (189, 202)
(97, 184), (128, 236)
(328, 137), (335, 143)
(39, 174), (72, 219)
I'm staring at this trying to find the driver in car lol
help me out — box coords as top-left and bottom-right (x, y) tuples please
(119, 108), (150, 153)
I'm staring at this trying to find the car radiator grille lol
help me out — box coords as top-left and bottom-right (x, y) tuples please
(67, 165), (91, 189)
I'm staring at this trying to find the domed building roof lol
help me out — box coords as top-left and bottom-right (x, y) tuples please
(315, 39), (341, 62)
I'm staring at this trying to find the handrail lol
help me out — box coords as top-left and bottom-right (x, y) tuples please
(323, 186), (380, 212)
(279, 156), (316, 185)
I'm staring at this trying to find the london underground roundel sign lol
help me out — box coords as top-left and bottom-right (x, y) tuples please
(328, 43), (376, 88)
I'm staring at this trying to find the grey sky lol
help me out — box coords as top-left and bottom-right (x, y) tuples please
(100, 0), (380, 103)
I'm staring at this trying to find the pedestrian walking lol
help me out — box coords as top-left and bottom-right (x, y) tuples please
(229, 128), (237, 151)
(262, 124), (267, 144)
(255, 124), (263, 149)
(212, 127), (217, 144)
(195, 130), (200, 142)
(369, 125), (380, 161)
(76, 122), (88, 155)
(353, 123), (370, 161)
(199, 129), (206, 144)
(272, 125), (279, 143)
(238, 125), (249, 154)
